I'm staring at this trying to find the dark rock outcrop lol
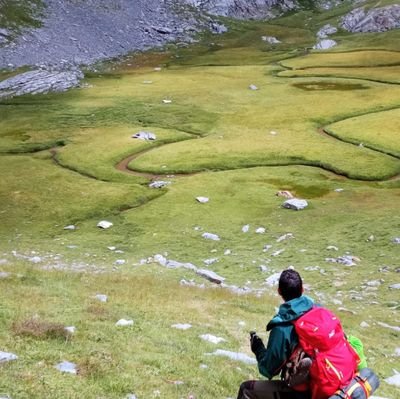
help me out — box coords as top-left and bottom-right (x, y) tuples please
(341, 5), (400, 33)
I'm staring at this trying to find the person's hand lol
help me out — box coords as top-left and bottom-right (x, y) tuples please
(250, 332), (265, 354)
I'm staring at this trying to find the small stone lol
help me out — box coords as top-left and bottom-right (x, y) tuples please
(162, 99), (172, 104)
(196, 269), (225, 284)
(255, 227), (265, 234)
(360, 321), (370, 328)
(97, 220), (113, 229)
(149, 181), (170, 189)
(132, 131), (156, 141)
(143, 80), (153, 84)
(115, 259), (126, 265)
(202, 232), (220, 241)
(209, 349), (257, 365)
(242, 224), (249, 233)
(384, 371), (400, 387)
(263, 244), (272, 252)
(389, 283), (400, 290)
(115, 319), (134, 327)
(276, 233), (294, 242)
(126, 395), (138, 399)
(261, 36), (281, 44)
(326, 245), (339, 251)
(55, 361), (77, 374)
(203, 258), (218, 265)
(107, 246), (116, 251)
(64, 326), (76, 334)
(276, 190), (293, 198)
(249, 84), (258, 90)
(171, 323), (192, 330)
(265, 272), (281, 286)
(0, 351), (18, 363)
(29, 256), (42, 263)
(392, 237), (400, 244)
(224, 249), (231, 255)
(270, 131), (278, 135)
(283, 199), (308, 210)
(63, 225), (76, 230)
(95, 294), (108, 302)
(196, 196), (209, 203)
(334, 188), (344, 192)
(199, 334), (226, 344)
(272, 249), (284, 257)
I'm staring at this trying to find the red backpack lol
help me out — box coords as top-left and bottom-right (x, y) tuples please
(293, 306), (360, 399)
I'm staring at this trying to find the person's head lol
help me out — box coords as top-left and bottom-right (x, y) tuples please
(278, 269), (303, 302)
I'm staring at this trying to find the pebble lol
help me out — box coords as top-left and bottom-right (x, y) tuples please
(199, 334), (226, 344)
(95, 294), (108, 302)
(63, 225), (76, 230)
(242, 224), (249, 233)
(115, 319), (134, 327)
(55, 361), (77, 374)
(171, 323), (192, 330)
(248, 84), (258, 90)
(97, 220), (113, 229)
(255, 227), (265, 234)
(208, 349), (257, 365)
(196, 196), (209, 203)
(202, 232), (220, 241)
(0, 351), (18, 363)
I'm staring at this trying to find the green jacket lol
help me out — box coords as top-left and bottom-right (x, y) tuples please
(254, 295), (314, 379)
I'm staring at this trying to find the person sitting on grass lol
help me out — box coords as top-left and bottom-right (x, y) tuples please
(237, 269), (313, 399)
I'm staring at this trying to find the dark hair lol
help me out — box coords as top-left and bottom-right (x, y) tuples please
(279, 269), (303, 301)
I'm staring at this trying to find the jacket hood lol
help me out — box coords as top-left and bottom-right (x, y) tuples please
(267, 295), (314, 331)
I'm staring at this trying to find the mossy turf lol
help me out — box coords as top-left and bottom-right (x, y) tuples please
(0, 5), (400, 399)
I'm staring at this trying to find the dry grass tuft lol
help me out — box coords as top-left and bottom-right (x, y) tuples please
(12, 317), (69, 340)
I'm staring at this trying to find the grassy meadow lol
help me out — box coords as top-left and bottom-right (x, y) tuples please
(0, 2), (399, 398)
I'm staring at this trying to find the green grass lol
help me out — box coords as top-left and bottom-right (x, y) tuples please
(0, 4), (400, 398)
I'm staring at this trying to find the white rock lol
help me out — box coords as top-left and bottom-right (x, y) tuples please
(283, 199), (308, 210)
(263, 244), (272, 252)
(132, 131), (156, 140)
(199, 334), (226, 344)
(107, 246), (116, 251)
(384, 370), (400, 387)
(196, 269), (225, 284)
(149, 180), (170, 188)
(394, 347), (400, 356)
(63, 225), (76, 230)
(196, 196), (209, 203)
(203, 258), (218, 265)
(313, 39), (337, 50)
(259, 265), (268, 272)
(171, 323), (192, 330)
(29, 256), (42, 263)
(154, 254), (167, 266)
(270, 131), (278, 135)
(0, 351), (18, 363)
(224, 249), (231, 255)
(97, 220), (113, 229)
(276, 233), (294, 242)
(261, 36), (281, 44)
(202, 232), (220, 241)
(64, 326), (76, 334)
(390, 283), (400, 289)
(143, 80), (153, 84)
(393, 237), (400, 244)
(162, 99), (172, 104)
(272, 249), (285, 257)
(265, 272), (281, 286)
(238, 321), (246, 326)
(326, 245), (339, 251)
(249, 84), (258, 90)
(242, 224), (250, 233)
(209, 349), (257, 365)
(377, 321), (400, 332)
(95, 294), (108, 303)
(334, 188), (344, 192)
(55, 361), (77, 374)
(115, 259), (126, 265)
(115, 319), (134, 327)
(200, 363), (208, 369)
(360, 321), (370, 328)
(126, 395), (138, 399)
(255, 227), (265, 234)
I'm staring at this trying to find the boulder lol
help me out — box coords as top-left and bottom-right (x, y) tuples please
(282, 198), (308, 210)
(317, 24), (337, 38)
(132, 131), (156, 140)
(341, 5), (400, 33)
(196, 269), (225, 284)
(313, 39), (337, 50)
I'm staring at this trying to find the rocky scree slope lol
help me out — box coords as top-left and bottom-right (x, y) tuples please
(1, 0), (400, 99)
